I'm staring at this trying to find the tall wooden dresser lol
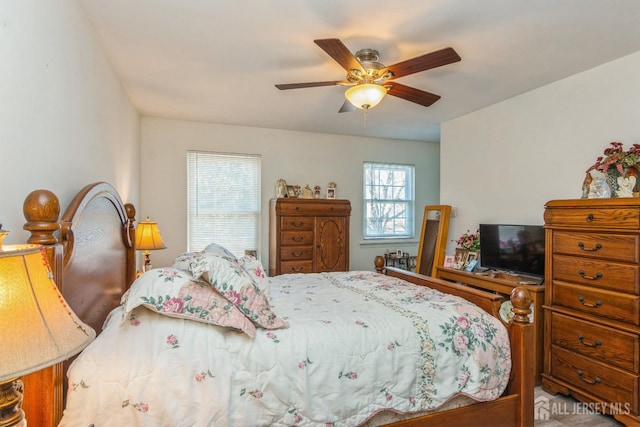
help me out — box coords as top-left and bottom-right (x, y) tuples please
(543, 198), (640, 425)
(269, 198), (350, 276)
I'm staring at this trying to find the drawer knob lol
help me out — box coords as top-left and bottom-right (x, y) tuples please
(291, 251), (304, 258)
(578, 295), (603, 308)
(577, 370), (601, 385)
(577, 242), (602, 252)
(586, 213), (594, 222)
(578, 269), (603, 281)
(291, 236), (304, 242)
(577, 335), (602, 347)
(291, 221), (304, 227)
(290, 266), (303, 273)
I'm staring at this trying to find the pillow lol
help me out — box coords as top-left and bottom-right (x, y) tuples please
(121, 267), (257, 337)
(237, 255), (271, 297)
(203, 242), (237, 260)
(171, 251), (200, 272)
(192, 252), (287, 330)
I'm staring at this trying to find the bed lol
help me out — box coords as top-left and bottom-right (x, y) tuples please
(19, 182), (535, 427)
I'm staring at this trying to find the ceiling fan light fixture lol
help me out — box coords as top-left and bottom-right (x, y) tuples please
(344, 83), (387, 110)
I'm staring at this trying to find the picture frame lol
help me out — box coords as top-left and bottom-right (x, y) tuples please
(286, 185), (297, 198)
(443, 255), (455, 268)
(465, 259), (478, 272)
(453, 248), (468, 270)
(326, 187), (336, 199)
(465, 251), (479, 266)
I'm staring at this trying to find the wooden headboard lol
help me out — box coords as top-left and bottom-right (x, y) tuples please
(20, 182), (137, 427)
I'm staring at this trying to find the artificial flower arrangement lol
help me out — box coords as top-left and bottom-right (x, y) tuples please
(454, 229), (480, 251)
(586, 141), (640, 177)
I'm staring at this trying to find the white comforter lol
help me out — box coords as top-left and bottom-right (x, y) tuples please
(59, 271), (511, 426)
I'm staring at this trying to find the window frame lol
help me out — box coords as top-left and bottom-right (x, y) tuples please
(362, 162), (415, 240)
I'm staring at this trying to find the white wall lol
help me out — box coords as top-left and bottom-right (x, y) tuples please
(1, 1), (140, 244)
(441, 50), (640, 255)
(140, 117), (440, 272)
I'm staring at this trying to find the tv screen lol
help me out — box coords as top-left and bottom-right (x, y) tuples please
(479, 224), (545, 278)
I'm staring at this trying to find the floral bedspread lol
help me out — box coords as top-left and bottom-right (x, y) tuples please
(59, 271), (511, 427)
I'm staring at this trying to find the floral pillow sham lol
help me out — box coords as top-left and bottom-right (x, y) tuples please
(237, 255), (271, 297)
(190, 252), (287, 331)
(121, 267), (257, 337)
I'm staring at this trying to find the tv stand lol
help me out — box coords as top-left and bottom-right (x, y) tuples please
(435, 266), (545, 385)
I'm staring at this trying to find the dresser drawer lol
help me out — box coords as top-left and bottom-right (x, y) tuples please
(280, 246), (313, 261)
(553, 282), (640, 325)
(280, 261), (314, 274)
(553, 231), (639, 263)
(553, 254), (639, 294)
(544, 206), (640, 229)
(281, 217), (314, 231)
(281, 231), (314, 246)
(550, 346), (637, 412)
(551, 312), (638, 372)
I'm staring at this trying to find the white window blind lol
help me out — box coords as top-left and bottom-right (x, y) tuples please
(187, 151), (261, 257)
(363, 162), (415, 239)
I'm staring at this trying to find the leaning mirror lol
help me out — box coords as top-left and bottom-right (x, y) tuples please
(415, 205), (452, 277)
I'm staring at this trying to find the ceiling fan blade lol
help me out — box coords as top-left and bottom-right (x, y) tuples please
(386, 82), (441, 107)
(338, 100), (357, 113)
(314, 38), (364, 73)
(275, 81), (343, 90)
(382, 47), (461, 79)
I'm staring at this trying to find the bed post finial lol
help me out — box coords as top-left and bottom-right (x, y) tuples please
(374, 255), (386, 273)
(23, 189), (61, 245)
(510, 287), (533, 324)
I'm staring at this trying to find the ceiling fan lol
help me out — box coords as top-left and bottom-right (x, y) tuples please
(275, 38), (461, 112)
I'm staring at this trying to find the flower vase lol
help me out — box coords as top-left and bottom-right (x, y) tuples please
(606, 170), (620, 197)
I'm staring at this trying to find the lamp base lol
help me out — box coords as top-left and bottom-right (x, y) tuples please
(0, 378), (25, 427)
(143, 251), (152, 272)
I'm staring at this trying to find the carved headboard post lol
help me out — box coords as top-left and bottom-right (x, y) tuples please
(21, 189), (65, 427)
(124, 202), (137, 288)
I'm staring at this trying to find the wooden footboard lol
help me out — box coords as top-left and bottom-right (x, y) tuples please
(375, 256), (535, 427)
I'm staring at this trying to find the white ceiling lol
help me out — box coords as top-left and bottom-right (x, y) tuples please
(79, 0), (640, 142)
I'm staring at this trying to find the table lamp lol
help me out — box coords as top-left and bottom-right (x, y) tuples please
(135, 216), (166, 272)
(0, 242), (95, 427)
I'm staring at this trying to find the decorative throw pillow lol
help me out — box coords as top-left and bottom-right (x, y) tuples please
(193, 252), (288, 330)
(121, 267), (256, 337)
(237, 255), (271, 297)
(203, 242), (238, 260)
(171, 251), (200, 272)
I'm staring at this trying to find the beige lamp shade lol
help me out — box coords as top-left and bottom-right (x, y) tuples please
(345, 83), (387, 109)
(135, 217), (167, 251)
(0, 245), (95, 382)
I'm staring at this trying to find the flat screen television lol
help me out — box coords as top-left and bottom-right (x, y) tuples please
(479, 223), (545, 278)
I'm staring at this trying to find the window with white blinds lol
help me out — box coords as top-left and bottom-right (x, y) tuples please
(187, 151), (261, 257)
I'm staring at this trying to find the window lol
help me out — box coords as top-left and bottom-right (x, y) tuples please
(187, 151), (261, 256)
(363, 162), (415, 239)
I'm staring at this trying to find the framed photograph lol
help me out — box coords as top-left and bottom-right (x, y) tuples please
(465, 251), (479, 266)
(286, 185), (297, 198)
(443, 255), (455, 268)
(465, 259), (478, 272)
(326, 187), (336, 199)
(453, 248), (468, 269)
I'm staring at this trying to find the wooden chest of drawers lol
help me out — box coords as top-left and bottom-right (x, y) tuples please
(543, 198), (640, 424)
(269, 198), (350, 276)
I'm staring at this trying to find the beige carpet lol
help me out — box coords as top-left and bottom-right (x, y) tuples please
(534, 387), (625, 426)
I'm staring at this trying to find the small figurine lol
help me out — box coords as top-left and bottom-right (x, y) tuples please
(327, 182), (337, 199)
(301, 185), (314, 199)
(581, 172), (592, 199)
(313, 185), (321, 199)
(275, 178), (287, 198)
